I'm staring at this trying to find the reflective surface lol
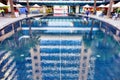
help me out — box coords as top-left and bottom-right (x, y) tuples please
(0, 16), (120, 80)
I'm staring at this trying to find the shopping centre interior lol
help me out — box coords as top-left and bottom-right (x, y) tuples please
(0, 0), (120, 16)
(0, 0), (120, 80)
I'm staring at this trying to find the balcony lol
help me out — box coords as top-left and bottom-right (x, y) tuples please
(16, 0), (104, 4)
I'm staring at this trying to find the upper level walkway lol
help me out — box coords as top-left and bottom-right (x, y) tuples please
(17, 0), (103, 5)
(0, 13), (120, 30)
(17, 0), (103, 3)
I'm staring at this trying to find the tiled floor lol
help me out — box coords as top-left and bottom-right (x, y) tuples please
(81, 14), (120, 30)
(0, 14), (42, 29)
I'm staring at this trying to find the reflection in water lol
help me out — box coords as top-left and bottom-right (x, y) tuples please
(0, 29), (120, 80)
(30, 45), (41, 80)
(29, 34), (95, 80)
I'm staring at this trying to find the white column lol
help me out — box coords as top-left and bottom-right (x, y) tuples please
(75, 5), (79, 14)
(68, 6), (71, 13)
(7, 0), (11, 12)
(43, 5), (46, 14)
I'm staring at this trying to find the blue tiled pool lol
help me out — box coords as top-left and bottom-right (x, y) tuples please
(0, 16), (120, 80)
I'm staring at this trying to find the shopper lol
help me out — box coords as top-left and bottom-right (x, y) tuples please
(25, 8), (28, 17)
(0, 9), (1, 15)
(1, 9), (5, 17)
(86, 8), (90, 17)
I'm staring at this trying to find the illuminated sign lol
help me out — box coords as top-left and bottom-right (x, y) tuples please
(54, 5), (68, 16)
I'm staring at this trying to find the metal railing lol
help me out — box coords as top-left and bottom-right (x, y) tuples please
(17, 0), (104, 3)
(17, 0), (104, 1)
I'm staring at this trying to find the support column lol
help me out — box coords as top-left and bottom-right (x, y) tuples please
(93, 0), (97, 14)
(68, 6), (71, 14)
(75, 5), (79, 14)
(107, 0), (114, 18)
(43, 5), (46, 14)
(9, 0), (16, 18)
(26, 0), (30, 13)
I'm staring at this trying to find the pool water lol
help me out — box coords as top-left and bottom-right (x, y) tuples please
(0, 16), (120, 80)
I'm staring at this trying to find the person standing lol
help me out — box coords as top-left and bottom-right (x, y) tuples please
(25, 8), (28, 17)
(14, 8), (19, 17)
(86, 8), (90, 17)
(0, 9), (1, 15)
(117, 8), (120, 19)
(1, 9), (5, 17)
